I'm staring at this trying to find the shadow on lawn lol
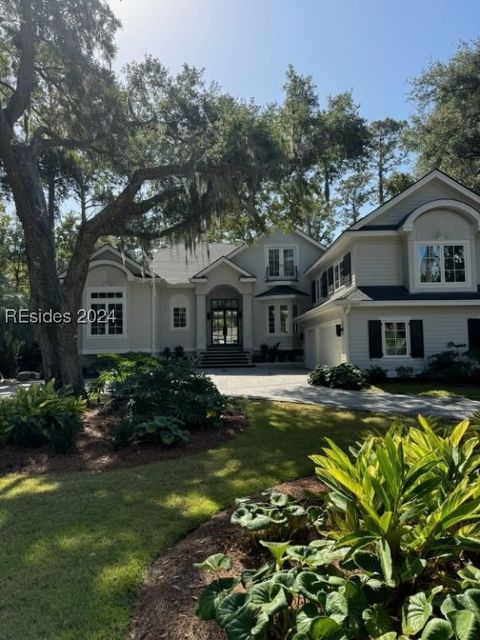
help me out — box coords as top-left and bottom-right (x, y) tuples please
(0, 401), (412, 640)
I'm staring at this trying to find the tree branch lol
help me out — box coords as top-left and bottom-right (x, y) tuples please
(5, 0), (35, 126)
(30, 126), (90, 153)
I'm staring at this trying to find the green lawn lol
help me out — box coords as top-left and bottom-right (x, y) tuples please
(369, 381), (480, 401)
(1, 400), (410, 640)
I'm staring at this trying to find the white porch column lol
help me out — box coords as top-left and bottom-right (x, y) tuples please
(196, 293), (207, 351)
(242, 293), (253, 350)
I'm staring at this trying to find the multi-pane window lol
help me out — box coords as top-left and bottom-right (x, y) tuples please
(279, 305), (289, 333)
(418, 243), (466, 284)
(383, 321), (408, 356)
(268, 305), (275, 334)
(173, 306), (187, 328)
(292, 305), (299, 334)
(267, 302), (298, 335)
(334, 261), (344, 290)
(89, 290), (124, 336)
(267, 247), (297, 279)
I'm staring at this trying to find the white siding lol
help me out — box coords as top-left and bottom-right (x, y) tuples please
(353, 237), (404, 286)
(348, 306), (479, 375)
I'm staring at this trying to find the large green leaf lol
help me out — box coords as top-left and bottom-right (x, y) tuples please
(362, 604), (394, 637)
(223, 603), (267, 640)
(308, 617), (345, 640)
(249, 580), (290, 616)
(294, 571), (326, 602)
(194, 553), (233, 573)
(420, 618), (453, 640)
(402, 591), (433, 635)
(259, 540), (291, 567)
(196, 577), (237, 620)
(377, 539), (395, 587)
(447, 609), (479, 640)
(216, 592), (248, 626)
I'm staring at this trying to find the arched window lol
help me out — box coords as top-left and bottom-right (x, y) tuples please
(170, 294), (189, 330)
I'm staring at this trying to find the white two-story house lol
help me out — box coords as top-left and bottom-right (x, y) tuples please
(299, 170), (480, 373)
(79, 170), (480, 372)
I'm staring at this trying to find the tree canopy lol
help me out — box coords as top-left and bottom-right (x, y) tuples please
(408, 39), (480, 191)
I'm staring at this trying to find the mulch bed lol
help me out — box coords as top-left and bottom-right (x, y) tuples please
(130, 476), (324, 640)
(0, 406), (248, 475)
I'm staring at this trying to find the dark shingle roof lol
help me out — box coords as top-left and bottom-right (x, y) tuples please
(256, 285), (309, 298)
(337, 285), (480, 303)
(149, 242), (240, 284)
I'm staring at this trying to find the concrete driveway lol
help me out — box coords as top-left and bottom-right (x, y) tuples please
(206, 368), (480, 420)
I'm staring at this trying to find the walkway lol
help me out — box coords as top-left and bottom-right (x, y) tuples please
(206, 368), (480, 420)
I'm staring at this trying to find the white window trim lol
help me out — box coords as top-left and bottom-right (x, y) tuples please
(170, 294), (190, 331)
(86, 286), (127, 338)
(380, 317), (411, 359)
(266, 301), (297, 337)
(265, 244), (298, 280)
(333, 259), (345, 292)
(414, 240), (471, 289)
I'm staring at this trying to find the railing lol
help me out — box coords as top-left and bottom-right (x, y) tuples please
(265, 266), (299, 281)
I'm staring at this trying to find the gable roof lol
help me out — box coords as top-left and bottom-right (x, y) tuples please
(350, 169), (480, 230)
(149, 242), (239, 284)
(255, 285), (309, 298)
(305, 169), (480, 276)
(191, 255), (256, 279)
(227, 227), (327, 259)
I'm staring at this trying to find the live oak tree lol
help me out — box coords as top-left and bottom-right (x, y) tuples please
(0, 0), (299, 393)
(408, 39), (480, 191)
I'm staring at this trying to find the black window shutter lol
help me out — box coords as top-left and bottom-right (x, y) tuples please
(321, 272), (328, 298)
(368, 320), (383, 358)
(342, 252), (352, 285)
(468, 319), (480, 352)
(311, 280), (316, 304)
(327, 266), (334, 293)
(409, 319), (424, 358)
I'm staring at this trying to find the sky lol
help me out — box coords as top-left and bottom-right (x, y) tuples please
(109, 0), (480, 122)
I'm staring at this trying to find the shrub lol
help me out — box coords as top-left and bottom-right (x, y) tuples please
(395, 365), (415, 379)
(329, 362), (366, 389)
(230, 491), (311, 541)
(162, 346), (171, 359)
(364, 365), (388, 383)
(91, 353), (225, 447)
(196, 416), (480, 639)
(0, 380), (85, 452)
(425, 342), (474, 381)
(112, 415), (189, 449)
(174, 344), (184, 358)
(307, 364), (331, 386)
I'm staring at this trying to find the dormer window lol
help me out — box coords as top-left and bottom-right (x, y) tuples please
(416, 242), (468, 286)
(266, 247), (298, 281)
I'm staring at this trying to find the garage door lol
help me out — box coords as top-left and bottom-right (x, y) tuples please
(317, 324), (343, 367)
(304, 328), (316, 369)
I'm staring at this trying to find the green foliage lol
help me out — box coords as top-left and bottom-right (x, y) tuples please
(231, 491), (311, 540)
(308, 365), (332, 387)
(408, 39), (480, 190)
(365, 366), (389, 383)
(425, 344), (476, 381)
(91, 352), (225, 447)
(0, 380), (85, 452)
(308, 363), (366, 390)
(396, 366), (416, 380)
(197, 416), (480, 639)
(329, 363), (366, 390)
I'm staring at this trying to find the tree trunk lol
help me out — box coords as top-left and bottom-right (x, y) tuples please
(0, 116), (88, 395)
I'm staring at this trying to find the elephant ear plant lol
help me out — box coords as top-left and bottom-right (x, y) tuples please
(195, 416), (480, 639)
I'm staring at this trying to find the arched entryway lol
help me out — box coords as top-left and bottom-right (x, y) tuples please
(207, 285), (242, 346)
